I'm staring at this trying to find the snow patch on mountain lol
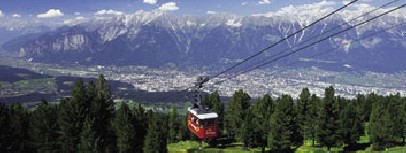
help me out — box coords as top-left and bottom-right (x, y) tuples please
(252, 1), (337, 26)
(226, 19), (242, 27)
(361, 37), (382, 48)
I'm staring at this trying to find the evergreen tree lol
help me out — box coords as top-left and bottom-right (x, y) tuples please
(58, 79), (89, 152)
(225, 89), (251, 141)
(143, 111), (168, 153)
(87, 80), (96, 107)
(391, 93), (405, 144)
(339, 100), (363, 148)
(308, 94), (320, 147)
(167, 109), (179, 143)
(133, 104), (147, 152)
(317, 86), (341, 151)
(251, 94), (273, 151)
(268, 95), (297, 151)
(79, 117), (101, 152)
(0, 103), (11, 152)
(30, 100), (60, 152)
(297, 88), (311, 145)
(402, 97), (406, 144)
(364, 93), (378, 122)
(179, 111), (191, 141)
(241, 108), (255, 148)
(369, 96), (393, 151)
(369, 94), (404, 150)
(383, 94), (402, 147)
(89, 75), (115, 151)
(58, 98), (79, 152)
(355, 94), (367, 123)
(204, 91), (225, 134)
(113, 102), (136, 153)
(9, 103), (30, 152)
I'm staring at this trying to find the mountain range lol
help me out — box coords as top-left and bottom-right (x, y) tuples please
(2, 10), (406, 72)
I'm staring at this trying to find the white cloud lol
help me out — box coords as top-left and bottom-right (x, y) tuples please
(206, 10), (217, 15)
(64, 16), (88, 25)
(253, 1), (336, 25)
(95, 9), (124, 16)
(349, 3), (374, 12)
(338, 2), (406, 22)
(12, 14), (21, 18)
(37, 9), (64, 18)
(143, 0), (157, 5)
(0, 10), (4, 17)
(258, 0), (271, 5)
(342, 0), (350, 5)
(74, 12), (81, 16)
(158, 2), (179, 11)
(241, 2), (248, 6)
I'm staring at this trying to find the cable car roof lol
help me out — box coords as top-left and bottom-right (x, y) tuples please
(188, 107), (218, 119)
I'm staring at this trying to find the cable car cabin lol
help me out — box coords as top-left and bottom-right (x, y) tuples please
(187, 107), (218, 139)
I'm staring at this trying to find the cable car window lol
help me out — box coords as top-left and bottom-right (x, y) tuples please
(205, 119), (214, 126)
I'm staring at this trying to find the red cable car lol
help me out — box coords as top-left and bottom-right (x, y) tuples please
(187, 107), (218, 139)
(187, 77), (219, 140)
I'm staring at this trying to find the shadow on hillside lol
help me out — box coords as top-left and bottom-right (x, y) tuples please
(343, 143), (370, 151)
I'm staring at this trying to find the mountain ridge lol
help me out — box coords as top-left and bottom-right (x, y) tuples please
(4, 11), (406, 72)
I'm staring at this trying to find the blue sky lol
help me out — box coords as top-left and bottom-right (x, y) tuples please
(0, 0), (383, 18)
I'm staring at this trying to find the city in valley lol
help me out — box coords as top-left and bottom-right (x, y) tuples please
(2, 55), (405, 100)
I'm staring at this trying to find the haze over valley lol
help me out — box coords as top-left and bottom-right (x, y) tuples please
(0, 0), (406, 101)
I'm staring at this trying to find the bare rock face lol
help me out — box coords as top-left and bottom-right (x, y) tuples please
(8, 11), (406, 72)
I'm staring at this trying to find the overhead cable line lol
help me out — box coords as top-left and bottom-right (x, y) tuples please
(211, 5), (406, 85)
(208, 0), (360, 81)
(248, 0), (404, 66)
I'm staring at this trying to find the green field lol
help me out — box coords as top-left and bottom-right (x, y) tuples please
(1, 78), (57, 97)
(168, 141), (406, 153)
(168, 141), (270, 153)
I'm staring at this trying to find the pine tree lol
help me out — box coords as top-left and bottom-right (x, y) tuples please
(167, 109), (179, 143)
(364, 93), (378, 122)
(225, 89), (251, 141)
(113, 102), (136, 153)
(355, 94), (367, 122)
(0, 103), (11, 152)
(133, 103), (147, 152)
(251, 94), (273, 151)
(58, 79), (90, 152)
(241, 108), (255, 148)
(9, 103), (30, 152)
(317, 86), (341, 151)
(383, 94), (401, 147)
(339, 100), (363, 148)
(87, 80), (96, 106)
(369, 97), (389, 151)
(58, 98), (79, 152)
(268, 95), (297, 151)
(79, 117), (101, 152)
(391, 93), (405, 144)
(402, 97), (406, 144)
(369, 94), (404, 150)
(143, 111), (168, 152)
(30, 100), (60, 152)
(87, 75), (115, 151)
(179, 111), (191, 141)
(308, 94), (320, 147)
(297, 88), (311, 145)
(204, 91), (225, 133)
